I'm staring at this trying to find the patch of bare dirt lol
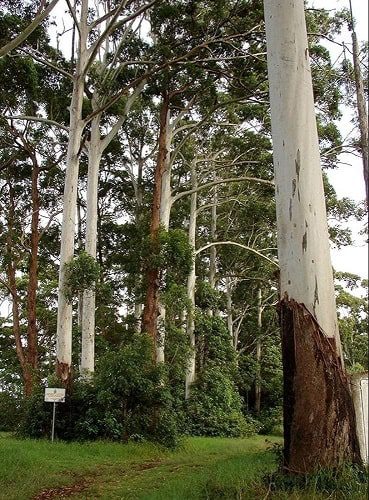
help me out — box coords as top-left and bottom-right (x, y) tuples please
(32, 459), (164, 499)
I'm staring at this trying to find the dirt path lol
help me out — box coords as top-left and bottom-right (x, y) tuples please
(33, 460), (164, 499)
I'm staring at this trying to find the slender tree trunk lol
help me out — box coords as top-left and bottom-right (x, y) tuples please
(185, 163), (197, 399)
(134, 159), (144, 333)
(142, 95), (170, 360)
(6, 182), (30, 395)
(264, 0), (361, 471)
(76, 197), (83, 330)
(209, 186), (217, 292)
(80, 111), (102, 378)
(56, 0), (89, 386)
(156, 104), (172, 363)
(26, 153), (40, 390)
(225, 277), (233, 341)
(255, 288), (262, 414)
(349, 7), (369, 204)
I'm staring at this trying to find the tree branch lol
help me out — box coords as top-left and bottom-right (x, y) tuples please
(172, 176), (274, 204)
(195, 241), (279, 268)
(0, 0), (59, 57)
(65, 0), (81, 35)
(19, 48), (73, 80)
(7, 115), (69, 132)
(101, 78), (146, 151)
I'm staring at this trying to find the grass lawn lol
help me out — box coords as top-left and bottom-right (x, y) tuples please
(1, 433), (366, 499)
(0, 433), (280, 499)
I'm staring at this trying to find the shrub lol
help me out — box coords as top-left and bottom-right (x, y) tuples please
(19, 334), (180, 447)
(64, 251), (100, 303)
(257, 406), (283, 435)
(0, 391), (22, 431)
(187, 366), (259, 437)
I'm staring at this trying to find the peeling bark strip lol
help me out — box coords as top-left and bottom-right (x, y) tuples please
(280, 298), (362, 473)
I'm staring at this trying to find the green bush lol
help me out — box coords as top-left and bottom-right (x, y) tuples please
(257, 406), (283, 435)
(19, 335), (180, 447)
(64, 251), (100, 303)
(187, 366), (260, 437)
(0, 391), (22, 431)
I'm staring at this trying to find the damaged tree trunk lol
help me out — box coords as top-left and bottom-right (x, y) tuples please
(280, 299), (361, 472)
(264, 0), (361, 471)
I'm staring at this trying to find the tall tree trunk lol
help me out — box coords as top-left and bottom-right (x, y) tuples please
(225, 277), (233, 341)
(185, 163), (197, 399)
(56, 0), (89, 386)
(209, 185), (217, 291)
(349, 1), (369, 204)
(6, 181), (31, 395)
(134, 159), (144, 333)
(80, 111), (102, 378)
(26, 152), (40, 391)
(264, 0), (361, 472)
(207, 184), (218, 318)
(255, 288), (262, 414)
(142, 95), (171, 361)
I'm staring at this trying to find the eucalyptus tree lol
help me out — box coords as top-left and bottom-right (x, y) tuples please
(263, 0), (361, 471)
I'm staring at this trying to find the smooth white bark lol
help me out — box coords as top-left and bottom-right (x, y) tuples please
(159, 109), (172, 231)
(156, 108), (172, 363)
(185, 164), (197, 399)
(209, 185), (217, 290)
(264, 0), (341, 353)
(225, 277), (233, 341)
(80, 81), (146, 376)
(56, 0), (89, 380)
(80, 110), (102, 377)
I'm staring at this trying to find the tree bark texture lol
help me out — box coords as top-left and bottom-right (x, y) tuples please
(264, 0), (360, 470)
(142, 95), (170, 358)
(280, 298), (361, 472)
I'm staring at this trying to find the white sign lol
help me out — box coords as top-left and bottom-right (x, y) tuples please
(44, 388), (66, 403)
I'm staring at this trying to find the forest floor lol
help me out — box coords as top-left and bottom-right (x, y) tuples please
(0, 433), (366, 499)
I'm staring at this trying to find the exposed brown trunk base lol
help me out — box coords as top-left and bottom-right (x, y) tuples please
(56, 361), (72, 390)
(280, 297), (362, 473)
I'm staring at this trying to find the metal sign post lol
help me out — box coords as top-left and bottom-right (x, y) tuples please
(51, 402), (56, 442)
(45, 388), (65, 442)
